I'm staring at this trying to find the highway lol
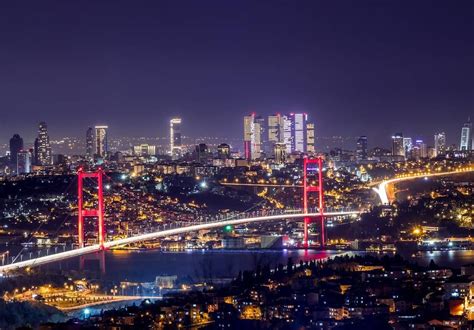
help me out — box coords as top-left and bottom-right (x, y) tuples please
(373, 167), (474, 204)
(0, 210), (360, 274)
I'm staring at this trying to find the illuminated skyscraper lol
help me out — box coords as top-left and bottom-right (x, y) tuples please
(403, 137), (413, 157)
(412, 139), (427, 159)
(86, 127), (94, 159)
(267, 114), (284, 155)
(289, 113), (306, 153)
(392, 133), (404, 157)
(170, 118), (182, 159)
(37, 122), (52, 165)
(434, 132), (446, 156)
(460, 118), (472, 151)
(17, 150), (31, 174)
(306, 123), (315, 153)
(356, 136), (368, 160)
(282, 115), (292, 153)
(94, 125), (108, 158)
(243, 113), (263, 160)
(9, 134), (23, 165)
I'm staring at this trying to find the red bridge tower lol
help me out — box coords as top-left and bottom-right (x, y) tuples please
(303, 157), (325, 248)
(77, 168), (105, 249)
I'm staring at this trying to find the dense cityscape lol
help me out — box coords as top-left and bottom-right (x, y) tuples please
(1, 1), (473, 329)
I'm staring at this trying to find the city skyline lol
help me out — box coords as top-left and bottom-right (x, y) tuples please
(0, 1), (472, 143)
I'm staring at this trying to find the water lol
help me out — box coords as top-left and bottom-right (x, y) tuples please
(6, 247), (474, 284)
(38, 249), (345, 283)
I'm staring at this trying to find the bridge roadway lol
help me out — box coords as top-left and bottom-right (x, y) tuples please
(0, 210), (360, 274)
(373, 167), (474, 204)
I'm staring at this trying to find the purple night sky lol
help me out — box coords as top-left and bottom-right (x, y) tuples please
(0, 1), (472, 147)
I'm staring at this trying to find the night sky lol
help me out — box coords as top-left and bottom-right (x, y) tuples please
(0, 1), (472, 147)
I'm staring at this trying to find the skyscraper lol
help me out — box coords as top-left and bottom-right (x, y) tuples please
(86, 127), (94, 159)
(17, 150), (31, 174)
(37, 122), (52, 165)
(413, 139), (427, 159)
(95, 125), (108, 158)
(267, 114), (284, 155)
(306, 123), (315, 153)
(392, 133), (405, 158)
(243, 113), (263, 160)
(194, 143), (210, 163)
(289, 113), (306, 153)
(434, 132), (446, 156)
(403, 137), (413, 157)
(356, 136), (368, 160)
(282, 115), (292, 153)
(460, 118), (472, 151)
(170, 118), (182, 159)
(9, 134), (23, 165)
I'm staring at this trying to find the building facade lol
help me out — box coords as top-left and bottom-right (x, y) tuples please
(460, 119), (472, 151)
(170, 118), (182, 159)
(36, 122), (52, 165)
(9, 134), (23, 166)
(95, 125), (108, 158)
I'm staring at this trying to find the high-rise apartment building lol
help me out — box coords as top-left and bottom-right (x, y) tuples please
(460, 119), (472, 151)
(356, 136), (368, 160)
(434, 132), (446, 156)
(9, 134), (23, 165)
(37, 122), (52, 165)
(86, 127), (94, 159)
(392, 133), (405, 157)
(94, 125), (108, 158)
(170, 118), (182, 159)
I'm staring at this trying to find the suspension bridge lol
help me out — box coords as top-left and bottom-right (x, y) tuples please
(0, 157), (362, 275)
